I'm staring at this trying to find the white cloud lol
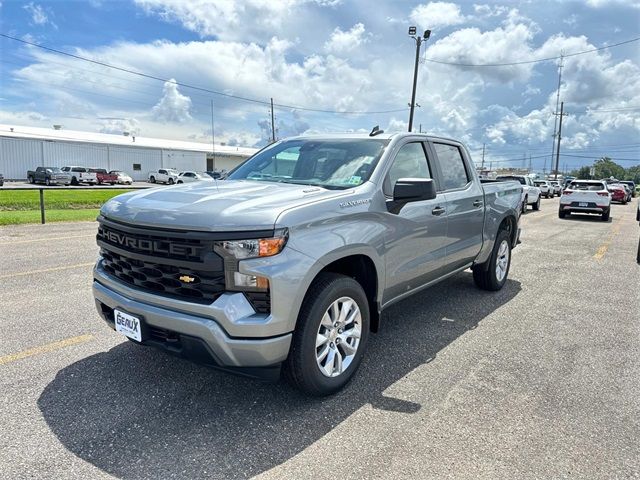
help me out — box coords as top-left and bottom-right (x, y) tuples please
(23, 2), (56, 28)
(324, 23), (368, 54)
(586, 0), (640, 8)
(98, 117), (141, 135)
(152, 79), (193, 123)
(410, 2), (468, 30)
(473, 4), (509, 17)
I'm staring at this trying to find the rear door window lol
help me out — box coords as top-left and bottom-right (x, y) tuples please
(433, 143), (470, 190)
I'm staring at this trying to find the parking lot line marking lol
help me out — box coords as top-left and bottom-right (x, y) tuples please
(0, 234), (95, 246)
(0, 262), (95, 279)
(0, 334), (94, 366)
(593, 220), (622, 260)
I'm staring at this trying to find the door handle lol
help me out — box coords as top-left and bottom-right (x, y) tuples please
(432, 206), (446, 216)
(473, 200), (483, 207)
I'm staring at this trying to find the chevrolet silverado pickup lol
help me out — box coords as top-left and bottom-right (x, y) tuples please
(93, 132), (522, 395)
(27, 167), (72, 186)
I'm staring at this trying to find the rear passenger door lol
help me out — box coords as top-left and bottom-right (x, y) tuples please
(382, 141), (449, 302)
(429, 142), (484, 271)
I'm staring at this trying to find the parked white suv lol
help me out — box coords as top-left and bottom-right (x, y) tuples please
(148, 169), (179, 185)
(496, 175), (542, 213)
(534, 180), (553, 198)
(559, 180), (611, 221)
(176, 171), (214, 183)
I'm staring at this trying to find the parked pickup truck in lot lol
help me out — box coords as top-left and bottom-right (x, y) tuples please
(61, 166), (97, 185)
(148, 169), (179, 184)
(93, 132), (522, 395)
(27, 166), (72, 186)
(90, 168), (118, 185)
(496, 175), (541, 212)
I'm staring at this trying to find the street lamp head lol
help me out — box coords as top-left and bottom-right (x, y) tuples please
(423, 30), (431, 40)
(408, 26), (417, 36)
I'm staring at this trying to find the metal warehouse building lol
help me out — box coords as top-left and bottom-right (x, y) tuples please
(0, 124), (257, 181)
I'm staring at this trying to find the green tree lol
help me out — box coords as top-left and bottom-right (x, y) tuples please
(572, 166), (591, 179)
(593, 157), (625, 180)
(623, 165), (640, 183)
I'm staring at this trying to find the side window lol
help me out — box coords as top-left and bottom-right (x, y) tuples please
(384, 142), (431, 196)
(433, 143), (470, 190)
(61, 167), (69, 172)
(159, 169), (166, 175)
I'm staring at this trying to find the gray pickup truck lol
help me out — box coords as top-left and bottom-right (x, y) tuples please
(93, 132), (522, 395)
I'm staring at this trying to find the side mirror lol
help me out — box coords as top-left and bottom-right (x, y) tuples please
(389, 178), (437, 214)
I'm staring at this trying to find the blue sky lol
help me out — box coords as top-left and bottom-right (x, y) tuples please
(0, 0), (639, 172)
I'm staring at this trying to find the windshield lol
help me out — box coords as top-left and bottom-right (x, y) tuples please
(497, 176), (526, 185)
(48, 167), (63, 173)
(228, 138), (389, 189)
(167, 169), (178, 175)
(570, 182), (605, 191)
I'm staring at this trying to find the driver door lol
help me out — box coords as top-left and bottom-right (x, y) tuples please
(383, 141), (448, 303)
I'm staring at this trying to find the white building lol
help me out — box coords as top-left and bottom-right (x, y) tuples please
(0, 124), (257, 181)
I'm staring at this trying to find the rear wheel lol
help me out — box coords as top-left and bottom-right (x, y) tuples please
(602, 209), (610, 221)
(45, 178), (51, 186)
(71, 176), (79, 186)
(284, 273), (369, 396)
(149, 176), (156, 183)
(473, 229), (512, 291)
(177, 180), (183, 184)
(533, 196), (541, 211)
(558, 209), (566, 219)
(522, 196), (528, 213)
(168, 178), (175, 185)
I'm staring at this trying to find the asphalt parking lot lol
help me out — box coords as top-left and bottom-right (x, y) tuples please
(1, 197), (639, 479)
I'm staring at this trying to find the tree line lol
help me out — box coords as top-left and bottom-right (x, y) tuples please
(570, 157), (640, 183)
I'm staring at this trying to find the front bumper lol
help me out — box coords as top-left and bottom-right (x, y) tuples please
(93, 267), (292, 370)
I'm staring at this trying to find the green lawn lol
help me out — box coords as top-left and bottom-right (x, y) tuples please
(0, 208), (101, 225)
(0, 189), (134, 225)
(0, 189), (133, 211)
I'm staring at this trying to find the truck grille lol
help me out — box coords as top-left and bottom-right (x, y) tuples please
(100, 249), (226, 304)
(97, 217), (271, 313)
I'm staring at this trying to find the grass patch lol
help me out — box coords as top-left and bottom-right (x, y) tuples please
(0, 209), (101, 225)
(0, 189), (133, 211)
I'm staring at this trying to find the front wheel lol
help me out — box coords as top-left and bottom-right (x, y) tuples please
(168, 178), (175, 185)
(28, 176), (34, 184)
(559, 209), (566, 219)
(522, 196), (528, 213)
(45, 178), (51, 186)
(284, 273), (370, 396)
(149, 176), (156, 183)
(473, 229), (512, 291)
(177, 180), (183, 184)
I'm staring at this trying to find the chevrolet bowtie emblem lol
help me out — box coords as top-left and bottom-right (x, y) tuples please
(179, 275), (196, 283)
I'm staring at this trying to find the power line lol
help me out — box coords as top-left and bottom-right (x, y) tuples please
(422, 36), (640, 67)
(0, 32), (409, 115)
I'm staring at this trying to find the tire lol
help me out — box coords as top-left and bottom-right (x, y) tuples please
(602, 209), (610, 221)
(45, 178), (51, 186)
(149, 176), (156, 183)
(110, 182), (115, 186)
(472, 229), (512, 291)
(97, 180), (102, 185)
(168, 178), (175, 185)
(177, 180), (183, 184)
(559, 209), (566, 219)
(71, 176), (79, 186)
(522, 196), (528, 213)
(622, 199), (627, 205)
(533, 196), (541, 211)
(28, 176), (34, 184)
(284, 273), (370, 396)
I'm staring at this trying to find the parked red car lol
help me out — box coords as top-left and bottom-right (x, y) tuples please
(608, 185), (627, 204)
(90, 168), (118, 185)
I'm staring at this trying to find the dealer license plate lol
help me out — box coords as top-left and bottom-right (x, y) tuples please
(579, 202), (588, 207)
(114, 309), (142, 342)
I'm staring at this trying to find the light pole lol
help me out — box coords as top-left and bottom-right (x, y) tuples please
(408, 26), (431, 132)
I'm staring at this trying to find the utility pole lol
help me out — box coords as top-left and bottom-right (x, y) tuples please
(419, 123), (422, 133)
(481, 143), (486, 169)
(210, 99), (215, 169)
(407, 27), (431, 132)
(550, 54), (564, 177)
(554, 101), (567, 180)
(270, 98), (276, 143)
(528, 154), (532, 173)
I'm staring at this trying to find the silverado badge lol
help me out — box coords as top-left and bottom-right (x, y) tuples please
(179, 275), (196, 283)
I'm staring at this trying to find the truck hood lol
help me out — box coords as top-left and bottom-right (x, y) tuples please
(101, 179), (350, 231)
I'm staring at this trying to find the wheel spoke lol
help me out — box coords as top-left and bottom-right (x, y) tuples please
(338, 339), (357, 356)
(344, 307), (359, 326)
(323, 348), (336, 376)
(321, 312), (333, 328)
(316, 332), (329, 348)
(345, 324), (361, 340)
(317, 344), (330, 363)
(338, 299), (353, 325)
(334, 349), (343, 374)
(330, 302), (340, 323)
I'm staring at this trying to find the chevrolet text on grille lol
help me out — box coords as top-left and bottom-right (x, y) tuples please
(99, 228), (202, 257)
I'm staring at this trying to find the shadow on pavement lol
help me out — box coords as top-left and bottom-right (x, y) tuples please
(38, 272), (521, 480)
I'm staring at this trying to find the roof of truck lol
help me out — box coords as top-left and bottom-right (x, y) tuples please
(286, 132), (462, 143)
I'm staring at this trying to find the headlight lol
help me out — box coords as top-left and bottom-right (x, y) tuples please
(215, 230), (288, 260)
(214, 230), (288, 292)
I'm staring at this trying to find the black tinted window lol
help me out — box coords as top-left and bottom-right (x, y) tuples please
(434, 143), (469, 190)
(384, 142), (431, 195)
